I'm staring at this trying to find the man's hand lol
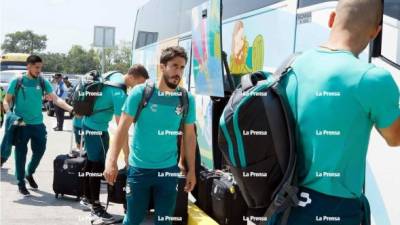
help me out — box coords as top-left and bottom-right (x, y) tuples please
(103, 159), (118, 185)
(184, 170), (196, 193)
(178, 158), (187, 176)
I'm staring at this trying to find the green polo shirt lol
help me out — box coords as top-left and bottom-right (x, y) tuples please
(283, 48), (400, 198)
(7, 75), (53, 125)
(122, 84), (196, 169)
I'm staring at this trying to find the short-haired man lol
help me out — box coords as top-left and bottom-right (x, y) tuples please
(270, 0), (400, 224)
(80, 65), (149, 224)
(104, 46), (197, 225)
(2, 55), (74, 196)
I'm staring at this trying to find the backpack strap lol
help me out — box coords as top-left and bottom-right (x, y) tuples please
(103, 71), (127, 93)
(39, 76), (46, 96)
(102, 71), (120, 81)
(134, 80), (155, 122)
(103, 81), (127, 93)
(273, 53), (301, 82)
(178, 87), (189, 132)
(11, 76), (25, 112)
(176, 87), (189, 163)
(240, 71), (268, 91)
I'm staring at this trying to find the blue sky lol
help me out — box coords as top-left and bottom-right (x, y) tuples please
(0, 0), (149, 53)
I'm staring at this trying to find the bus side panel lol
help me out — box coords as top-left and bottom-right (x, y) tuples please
(132, 38), (179, 82)
(179, 37), (216, 169)
(222, 1), (297, 77)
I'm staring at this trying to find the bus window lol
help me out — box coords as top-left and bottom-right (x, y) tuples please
(0, 53), (29, 71)
(133, 0), (204, 49)
(222, 0), (283, 20)
(222, 0), (297, 81)
(298, 0), (336, 8)
(381, 0), (400, 67)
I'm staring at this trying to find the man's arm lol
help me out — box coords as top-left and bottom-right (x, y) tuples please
(104, 113), (134, 184)
(182, 123), (196, 192)
(3, 94), (13, 113)
(48, 93), (73, 112)
(378, 117), (400, 146)
(115, 116), (130, 166)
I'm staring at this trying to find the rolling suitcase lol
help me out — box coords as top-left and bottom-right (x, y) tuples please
(197, 169), (223, 216)
(53, 130), (86, 200)
(211, 172), (247, 225)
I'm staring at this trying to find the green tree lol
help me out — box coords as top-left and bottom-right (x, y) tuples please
(63, 45), (100, 74)
(98, 41), (132, 73)
(1, 30), (47, 54)
(40, 52), (67, 72)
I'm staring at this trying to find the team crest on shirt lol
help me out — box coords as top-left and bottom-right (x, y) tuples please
(175, 105), (183, 115)
(150, 103), (158, 112)
(36, 85), (41, 90)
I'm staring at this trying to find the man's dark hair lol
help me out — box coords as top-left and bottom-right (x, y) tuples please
(160, 46), (188, 65)
(127, 64), (149, 79)
(26, 55), (42, 64)
(54, 73), (62, 78)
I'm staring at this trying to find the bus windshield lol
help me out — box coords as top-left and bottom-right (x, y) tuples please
(0, 53), (29, 71)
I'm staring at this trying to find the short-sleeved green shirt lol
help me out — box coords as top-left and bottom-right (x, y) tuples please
(122, 84), (196, 169)
(82, 73), (127, 131)
(7, 75), (53, 125)
(282, 48), (400, 198)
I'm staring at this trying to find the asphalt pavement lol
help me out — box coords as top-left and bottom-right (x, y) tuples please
(0, 113), (153, 225)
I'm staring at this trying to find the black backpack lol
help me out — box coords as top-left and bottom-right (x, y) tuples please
(72, 70), (127, 116)
(218, 54), (300, 224)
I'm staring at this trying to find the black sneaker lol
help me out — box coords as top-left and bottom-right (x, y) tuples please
(18, 185), (31, 196)
(25, 175), (38, 189)
(90, 206), (115, 225)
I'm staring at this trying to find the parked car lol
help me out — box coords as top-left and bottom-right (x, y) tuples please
(0, 70), (26, 91)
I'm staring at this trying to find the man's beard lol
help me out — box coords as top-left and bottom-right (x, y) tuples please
(163, 73), (180, 89)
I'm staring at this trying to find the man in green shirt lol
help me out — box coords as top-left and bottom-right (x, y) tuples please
(80, 65), (148, 225)
(2, 55), (73, 196)
(103, 46), (197, 225)
(270, 0), (400, 224)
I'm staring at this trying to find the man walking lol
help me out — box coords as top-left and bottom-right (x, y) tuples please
(2, 55), (73, 196)
(104, 46), (197, 225)
(80, 65), (149, 225)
